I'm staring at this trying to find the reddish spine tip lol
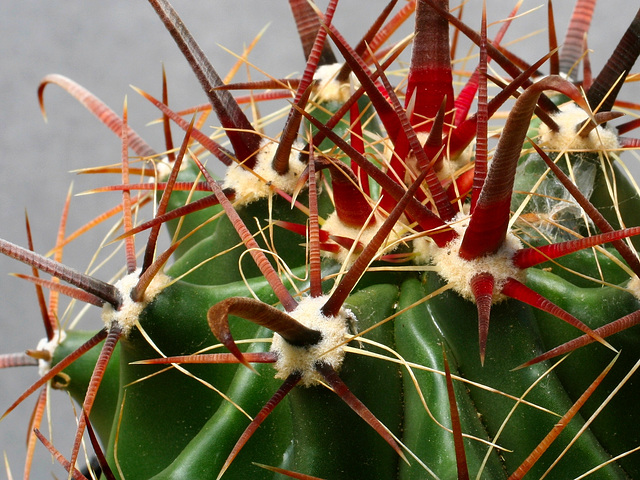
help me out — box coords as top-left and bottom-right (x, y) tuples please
(470, 272), (495, 364)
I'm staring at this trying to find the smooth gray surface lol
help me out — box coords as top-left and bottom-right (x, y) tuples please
(1, 1), (638, 478)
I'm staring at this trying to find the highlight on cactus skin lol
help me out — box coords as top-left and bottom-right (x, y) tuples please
(3, 0), (640, 478)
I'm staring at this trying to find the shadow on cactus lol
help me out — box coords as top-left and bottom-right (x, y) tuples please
(2, 0), (640, 478)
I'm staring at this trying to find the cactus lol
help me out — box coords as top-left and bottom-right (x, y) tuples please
(2, 0), (640, 478)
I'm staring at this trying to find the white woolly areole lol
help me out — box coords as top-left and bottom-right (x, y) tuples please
(313, 63), (358, 103)
(36, 330), (67, 377)
(627, 276), (640, 301)
(101, 270), (170, 336)
(387, 131), (473, 183)
(320, 211), (402, 264)
(222, 138), (306, 206)
(413, 212), (524, 303)
(270, 295), (353, 387)
(538, 103), (620, 151)
(155, 155), (188, 180)
(435, 146), (474, 182)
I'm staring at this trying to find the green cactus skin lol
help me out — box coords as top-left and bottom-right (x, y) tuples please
(3, 1), (640, 479)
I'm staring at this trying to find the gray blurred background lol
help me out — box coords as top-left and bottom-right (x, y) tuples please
(1, 1), (639, 477)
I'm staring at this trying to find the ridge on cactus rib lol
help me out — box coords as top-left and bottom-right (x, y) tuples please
(2, 0), (640, 479)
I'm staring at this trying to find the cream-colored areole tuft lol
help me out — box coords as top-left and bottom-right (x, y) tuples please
(270, 295), (354, 387)
(626, 276), (640, 301)
(313, 63), (356, 103)
(223, 138), (307, 206)
(320, 210), (405, 265)
(413, 212), (524, 303)
(35, 330), (67, 377)
(538, 103), (620, 152)
(101, 270), (170, 336)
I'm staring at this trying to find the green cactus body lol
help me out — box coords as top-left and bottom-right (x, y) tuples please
(104, 272), (307, 477)
(3, 1), (640, 479)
